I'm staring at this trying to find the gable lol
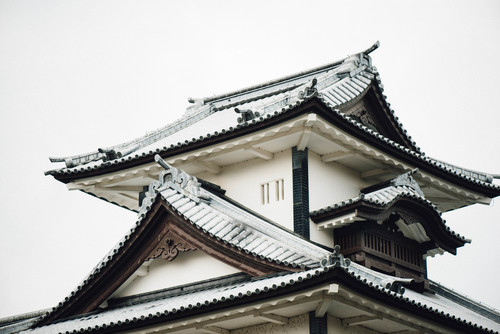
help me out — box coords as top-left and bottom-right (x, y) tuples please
(340, 86), (414, 150)
(110, 251), (240, 300)
(37, 159), (331, 326)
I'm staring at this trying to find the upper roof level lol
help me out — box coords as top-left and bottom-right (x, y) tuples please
(47, 42), (418, 170)
(45, 42), (500, 212)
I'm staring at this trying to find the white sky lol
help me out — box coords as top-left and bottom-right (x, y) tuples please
(1, 0), (499, 319)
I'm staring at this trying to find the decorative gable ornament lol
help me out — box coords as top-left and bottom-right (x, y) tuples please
(140, 155), (207, 216)
(298, 78), (318, 99)
(235, 108), (260, 124)
(390, 168), (425, 197)
(145, 230), (197, 262)
(320, 245), (351, 268)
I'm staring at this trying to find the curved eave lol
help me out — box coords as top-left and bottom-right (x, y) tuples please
(35, 266), (498, 334)
(46, 96), (500, 198)
(336, 268), (499, 334)
(311, 195), (468, 255)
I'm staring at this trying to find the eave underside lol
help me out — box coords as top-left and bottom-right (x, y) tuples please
(59, 106), (495, 214)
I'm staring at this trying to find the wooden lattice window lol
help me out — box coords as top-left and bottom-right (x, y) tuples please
(334, 223), (426, 279)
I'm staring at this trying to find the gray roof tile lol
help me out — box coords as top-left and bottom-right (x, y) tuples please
(25, 262), (500, 333)
(45, 48), (497, 195)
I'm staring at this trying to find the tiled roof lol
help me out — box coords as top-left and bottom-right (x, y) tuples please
(24, 269), (326, 334)
(46, 42), (384, 170)
(23, 263), (500, 333)
(37, 157), (332, 325)
(44, 44), (497, 195)
(139, 156), (330, 269)
(323, 99), (498, 190)
(28, 162), (500, 333)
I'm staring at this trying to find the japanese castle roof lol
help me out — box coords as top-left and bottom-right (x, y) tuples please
(45, 42), (499, 198)
(26, 157), (500, 333)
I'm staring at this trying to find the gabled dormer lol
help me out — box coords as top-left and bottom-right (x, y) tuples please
(310, 170), (469, 283)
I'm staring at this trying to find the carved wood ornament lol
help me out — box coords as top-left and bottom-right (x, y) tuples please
(348, 108), (377, 130)
(146, 230), (197, 261)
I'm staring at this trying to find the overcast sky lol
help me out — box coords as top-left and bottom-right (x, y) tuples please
(1, 0), (499, 319)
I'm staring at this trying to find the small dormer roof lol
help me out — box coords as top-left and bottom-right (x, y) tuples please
(310, 171), (469, 256)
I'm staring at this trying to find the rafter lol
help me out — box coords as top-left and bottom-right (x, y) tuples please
(94, 185), (143, 194)
(315, 283), (338, 317)
(194, 160), (222, 174)
(341, 314), (381, 326)
(297, 128), (312, 151)
(361, 168), (389, 179)
(321, 151), (355, 162)
(332, 295), (440, 334)
(315, 296), (332, 318)
(245, 146), (273, 160)
(196, 325), (230, 334)
(253, 312), (288, 325)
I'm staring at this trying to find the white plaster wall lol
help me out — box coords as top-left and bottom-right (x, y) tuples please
(200, 149), (294, 231)
(232, 313), (308, 334)
(196, 149), (367, 249)
(308, 151), (363, 212)
(308, 151), (364, 247)
(114, 251), (239, 298)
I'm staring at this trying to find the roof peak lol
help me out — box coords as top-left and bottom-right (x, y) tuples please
(139, 155), (207, 216)
(188, 41), (381, 107)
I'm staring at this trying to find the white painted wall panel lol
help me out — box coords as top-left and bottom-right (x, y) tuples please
(200, 149), (294, 232)
(308, 151), (363, 212)
(308, 151), (365, 248)
(113, 251), (239, 298)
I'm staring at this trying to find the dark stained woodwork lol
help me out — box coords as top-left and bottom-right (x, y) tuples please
(311, 196), (467, 256)
(334, 221), (427, 280)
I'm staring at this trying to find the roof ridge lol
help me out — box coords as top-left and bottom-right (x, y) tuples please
(429, 280), (500, 323)
(107, 272), (252, 308)
(426, 156), (494, 184)
(48, 104), (216, 169)
(195, 41), (379, 106)
(47, 43), (379, 170)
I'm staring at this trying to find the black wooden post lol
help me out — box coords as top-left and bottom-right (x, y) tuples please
(292, 147), (309, 239)
(309, 311), (327, 333)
